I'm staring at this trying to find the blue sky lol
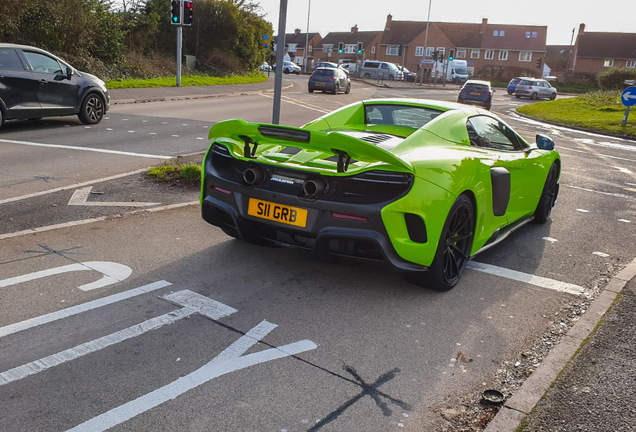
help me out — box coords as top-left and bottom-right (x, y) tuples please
(256, 0), (632, 46)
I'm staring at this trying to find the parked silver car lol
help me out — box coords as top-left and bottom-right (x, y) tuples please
(514, 78), (557, 100)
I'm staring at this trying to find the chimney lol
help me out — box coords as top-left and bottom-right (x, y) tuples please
(578, 23), (585, 34)
(295, 28), (301, 35)
(385, 14), (392, 31)
(351, 25), (358, 33)
(480, 17), (488, 34)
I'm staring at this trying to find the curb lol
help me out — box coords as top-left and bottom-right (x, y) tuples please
(484, 256), (636, 431)
(110, 82), (293, 106)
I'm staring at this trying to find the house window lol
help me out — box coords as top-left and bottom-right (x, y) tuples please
(499, 50), (508, 61)
(415, 46), (425, 57)
(627, 59), (636, 68)
(386, 45), (400, 56)
(485, 50), (494, 60)
(426, 47), (435, 57)
(288, 43), (297, 52)
(525, 31), (538, 39)
(493, 30), (505, 37)
(345, 44), (356, 54)
(519, 51), (532, 62)
(456, 48), (466, 59)
(436, 48), (445, 57)
(604, 58), (614, 68)
(371, 46), (376, 54)
(470, 49), (480, 59)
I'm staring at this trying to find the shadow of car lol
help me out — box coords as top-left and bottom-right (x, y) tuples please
(0, 43), (110, 129)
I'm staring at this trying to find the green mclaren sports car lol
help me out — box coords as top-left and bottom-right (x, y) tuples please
(200, 99), (560, 290)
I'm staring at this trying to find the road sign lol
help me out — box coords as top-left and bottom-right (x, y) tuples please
(621, 86), (636, 107)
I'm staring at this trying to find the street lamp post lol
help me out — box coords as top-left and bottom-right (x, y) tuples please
(304, 0), (311, 73)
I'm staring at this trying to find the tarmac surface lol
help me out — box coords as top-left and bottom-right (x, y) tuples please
(107, 77), (636, 432)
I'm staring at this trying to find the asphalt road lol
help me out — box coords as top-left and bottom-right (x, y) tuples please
(1, 77), (634, 431)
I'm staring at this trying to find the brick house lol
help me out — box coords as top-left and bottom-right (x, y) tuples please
(570, 24), (636, 74)
(317, 26), (382, 67)
(272, 29), (322, 70)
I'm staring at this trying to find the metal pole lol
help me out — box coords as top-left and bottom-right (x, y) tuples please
(421, 0), (431, 85)
(304, 0), (311, 73)
(623, 106), (630, 127)
(272, 0), (288, 125)
(176, 25), (182, 87)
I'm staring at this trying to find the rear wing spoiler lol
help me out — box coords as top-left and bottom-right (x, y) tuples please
(208, 119), (413, 173)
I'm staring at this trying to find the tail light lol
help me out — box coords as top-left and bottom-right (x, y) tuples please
(329, 77), (337, 81)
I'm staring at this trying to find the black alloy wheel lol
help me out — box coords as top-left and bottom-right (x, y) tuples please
(533, 162), (559, 223)
(78, 94), (105, 125)
(406, 194), (475, 291)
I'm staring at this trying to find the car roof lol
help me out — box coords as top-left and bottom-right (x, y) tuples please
(463, 80), (491, 86)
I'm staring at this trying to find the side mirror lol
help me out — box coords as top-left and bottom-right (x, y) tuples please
(536, 134), (555, 150)
(66, 67), (73, 80)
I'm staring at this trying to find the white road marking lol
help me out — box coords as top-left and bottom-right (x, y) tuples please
(0, 138), (172, 159)
(593, 251), (610, 257)
(563, 184), (634, 200)
(0, 280), (171, 338)
(613, 166), (633, 174)
(0, 201), (198, 240)
(0, 168), (165, 206)
(542, 237), (558, 242)
(467, 262), (585, 295)
(0, 290), (237, 386)
(0, 261), (132, 291)
(67, 321), (317, 432)
(67, 186), (160, 208)
(619, 219), (632, 223)
(259, 93), (331, 114)
(558, 146), (636, 163)
(576, 209), (589, 213)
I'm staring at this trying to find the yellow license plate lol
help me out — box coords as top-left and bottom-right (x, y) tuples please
(248, 198), (308, 227)
(315, 83), (325, 86)
(471, 92), (481, 95)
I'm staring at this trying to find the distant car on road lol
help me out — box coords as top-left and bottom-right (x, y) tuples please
(398, 66), (416, 82)
(308, 67), (351, 94)
(0, 43), (110, 129)
(507, 77), (523, 94)
(315, 62), (349, 74)
(274, 61), (301, 74)
(514, 78), (557, 100)
(457, 80), (493, 110)
(259, 62), (271, 71)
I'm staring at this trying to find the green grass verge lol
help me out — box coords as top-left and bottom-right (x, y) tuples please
(146, 161), (201, 185)
(107, 73), (268, 89)
(517, 90), (636, 138)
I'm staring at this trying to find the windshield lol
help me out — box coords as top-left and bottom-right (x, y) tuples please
(454, 67), (468, 75)
(364, 104), (443, 129)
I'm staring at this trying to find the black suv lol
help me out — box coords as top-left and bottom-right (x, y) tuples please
(0, 43), (110, 129)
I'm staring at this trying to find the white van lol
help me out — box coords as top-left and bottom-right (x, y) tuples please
(359, 61), (403, 81)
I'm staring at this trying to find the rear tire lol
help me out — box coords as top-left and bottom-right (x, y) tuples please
(78, 93), (105, 125)
(364, 73), (371, 79)
(533, 163), (559, 224)
(405, 194), (474, 291)
(345, 83), (351, 94)
(332, 83), (339, 95)
(531, 92), (538, 100)
(308, 88), (314, 93)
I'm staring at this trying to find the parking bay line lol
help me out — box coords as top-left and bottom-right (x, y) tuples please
(0, 138), (173, 160)
(467, 261), (585, 295)
(0, 280), (171, 339)
(0, 290), (237, 386)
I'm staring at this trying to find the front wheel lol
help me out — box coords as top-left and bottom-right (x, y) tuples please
(78, 93), (105, 125)
(533, 163), (559, 224)
(364, 73), (371, 79)
(405, 194), (475, 291)
(550, 93), (556, 100)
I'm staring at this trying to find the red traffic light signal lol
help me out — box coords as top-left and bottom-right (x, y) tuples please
(183, 1), (193, 26)
(170, 0), (181, 25)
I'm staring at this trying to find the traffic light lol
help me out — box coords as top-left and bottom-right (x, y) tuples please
(536, 57), (542, 69)
(170, 0), (181, 25)
(338, 42), (344, 53)
(432, 50), (438, 61)
(439, 51), (445, 62)
(183, 1), (193, 26)
(357, 42), (363, 54)
(449, 49), (454, 61)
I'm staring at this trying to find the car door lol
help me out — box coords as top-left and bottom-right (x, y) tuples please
(0, 47), (41, 118)
(21, 50), (80, 114)
(468, 115), (547, 222)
